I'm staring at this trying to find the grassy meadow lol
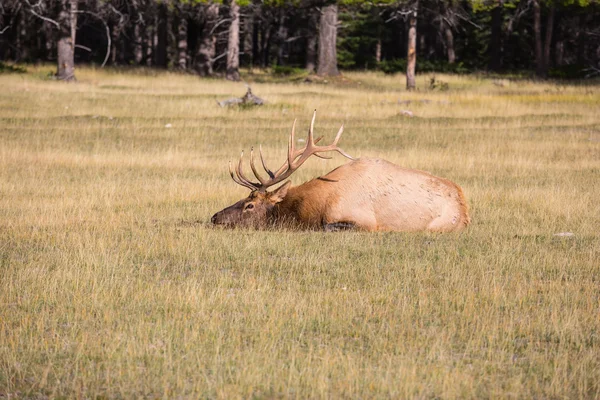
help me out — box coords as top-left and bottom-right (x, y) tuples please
(1, 66), (599, 398)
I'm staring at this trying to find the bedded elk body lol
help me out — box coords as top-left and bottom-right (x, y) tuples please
(211, 112), (470, 232)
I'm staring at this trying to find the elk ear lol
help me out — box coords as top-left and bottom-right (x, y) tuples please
(269, 181), (291, 204)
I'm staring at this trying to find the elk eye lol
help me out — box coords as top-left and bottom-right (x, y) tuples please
(245, 203), (254, 211)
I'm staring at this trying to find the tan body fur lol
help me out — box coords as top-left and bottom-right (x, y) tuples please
(274, 158), (470, 232)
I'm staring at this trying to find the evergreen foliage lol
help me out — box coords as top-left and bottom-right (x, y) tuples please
(1, 0), (598, 78)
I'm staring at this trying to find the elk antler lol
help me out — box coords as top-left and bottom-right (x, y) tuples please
(229, 110), (354, 192)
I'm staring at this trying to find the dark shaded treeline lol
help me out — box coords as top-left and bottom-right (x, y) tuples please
(1, 0), (599, 84)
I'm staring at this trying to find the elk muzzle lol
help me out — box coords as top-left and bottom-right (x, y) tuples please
(210, 199), (244, 226)
(210, 197), (271, 228)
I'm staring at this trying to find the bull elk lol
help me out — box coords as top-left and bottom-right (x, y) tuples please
(211, 111), (470, 232)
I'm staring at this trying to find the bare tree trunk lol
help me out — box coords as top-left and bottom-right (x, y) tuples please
(444, 26), (455, 64)
(533, 0), (544, 77)
(576, 15), (585, 65)
(56, 0), (77, 81)
(145, 23), (154, 66)
(16, 12), (26, 61)
(44, 22), (54, 61)
(406, 6), (417, 90)
(261, 23), (272, 67)
(176, 8), (188, 70)
(276, 9), (288, 65)
(243, 9), (254, 69)
(555, 40), (564, 66)
(111, 23), (122, 65)
(155, 3), (168, 68)
(167, 11), (176, 66)
(542, 5), (555, 75)
(489, 0), (503, 71)
(305, 9), (318, 72)
(226, 0), (240, 81)
(69, 0), (76, 54)
(0, 13), (5, 59)
(196, 3), (218, 76)
(133, 21), (143, 64)
(317, 4), (339, 76)
(374, 11), (383, 65)
(534, 0), (554, 78)
(252, 17), (260, 67)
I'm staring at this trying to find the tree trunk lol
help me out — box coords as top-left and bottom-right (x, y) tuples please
(374, 11), (383, 65)
(317, 4), (339, 76)
(155, 3), (168, 68)
(145, 23), (154, 66)
(406, 7), (417, 90)
(176, 9), (188, 70)
(534, 0), (554, 78)
(542, 5), (555, 75)
(56, 0), (77, 81)
(555, 40), (564, 66)
(15, 12), (26, 61)
(305, 9), (318, 72)
(252, 17), (260, 67)
(44, 22), (54, 61)
(133, 21), (143, 64)
(533, 0), (544, 77)
(276, 9), (288, 65)
(243, 9), (254, 69)
(444, 25), (455, 64)
(553, 12), (563, 66)
(489, 0), (503, 70)
(261, 23), (272, 67)
(226, 0), (240, 81)
(196, 3), (218, 76)
(111, 23), (123, 65)
(576, 15), (585, 65)
(0, 13), (5, 59)
(419, 30), (426, 58)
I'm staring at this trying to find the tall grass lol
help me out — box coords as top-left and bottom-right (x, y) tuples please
(1, 66), (599, 398)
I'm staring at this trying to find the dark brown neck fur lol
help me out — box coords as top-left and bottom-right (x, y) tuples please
(269, 180), (333, 229)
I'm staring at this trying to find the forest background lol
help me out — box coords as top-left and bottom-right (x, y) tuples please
(1, 0), (599, 84)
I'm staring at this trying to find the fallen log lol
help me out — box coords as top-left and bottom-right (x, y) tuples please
(218, 86), (264, 108)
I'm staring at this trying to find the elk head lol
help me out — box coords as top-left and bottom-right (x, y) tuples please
(211, 111), (353, 228)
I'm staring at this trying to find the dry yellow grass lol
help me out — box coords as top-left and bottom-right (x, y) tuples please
(1, 66), (599, 398)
